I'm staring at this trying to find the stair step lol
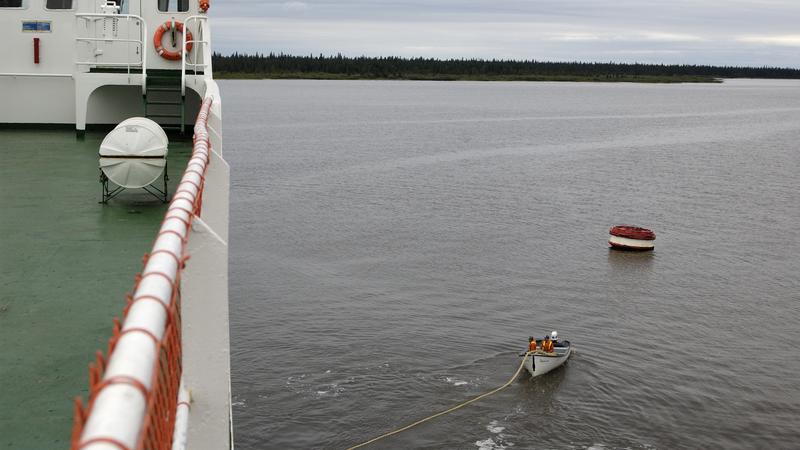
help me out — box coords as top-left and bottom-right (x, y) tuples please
(147, 78), (181, 84)
(145, 100), (183, 105)
(148, 70), (182, 75)
(148, 81), (182, 87)
(147, 86), (182, 92)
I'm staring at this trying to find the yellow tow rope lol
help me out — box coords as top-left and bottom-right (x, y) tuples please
(346, 351), (533, 450)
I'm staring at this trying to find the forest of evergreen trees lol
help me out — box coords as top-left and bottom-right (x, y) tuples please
(212, 52), (800, 82)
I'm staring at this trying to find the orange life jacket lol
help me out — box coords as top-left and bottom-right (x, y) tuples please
(528, 341), (537, 352)
(543, 340), (553, 352)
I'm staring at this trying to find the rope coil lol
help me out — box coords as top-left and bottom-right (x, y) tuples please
(347, 351), (532, 449)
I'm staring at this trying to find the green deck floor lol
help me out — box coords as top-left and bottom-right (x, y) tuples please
(0, 129), (191, 449)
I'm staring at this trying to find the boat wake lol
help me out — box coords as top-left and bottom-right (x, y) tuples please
(475, 420), (514, 450)
(444, 376), (470, 387)
(286, 372), (359, 398)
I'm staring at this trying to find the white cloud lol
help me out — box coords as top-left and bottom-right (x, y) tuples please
(738, 35), (800, 47)
(212, 1), (800, 67)
(544, 32), (703, 44)
(641, 33), (703, 43)
(546, 33), (603, 42)
(282, 1), (309, 13)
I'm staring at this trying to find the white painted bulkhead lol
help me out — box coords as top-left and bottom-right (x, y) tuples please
(0, 0), (209, 127)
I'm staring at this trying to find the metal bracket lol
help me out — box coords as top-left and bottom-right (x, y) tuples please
(99, 162), (169, 204)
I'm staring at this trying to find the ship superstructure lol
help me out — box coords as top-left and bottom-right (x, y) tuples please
(1, 0), (211, 134)
(0, 1), (231, 449)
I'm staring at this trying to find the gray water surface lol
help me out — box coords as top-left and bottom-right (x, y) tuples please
(224, 79), (800, 449)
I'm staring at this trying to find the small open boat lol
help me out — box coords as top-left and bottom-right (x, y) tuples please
(523, 334), (573, 377)
(609, 225), (656, 251)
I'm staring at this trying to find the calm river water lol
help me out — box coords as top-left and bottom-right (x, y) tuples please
(223, 79), (800, 449)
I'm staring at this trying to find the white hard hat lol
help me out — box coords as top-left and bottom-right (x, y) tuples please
(551, 331), (558, 340)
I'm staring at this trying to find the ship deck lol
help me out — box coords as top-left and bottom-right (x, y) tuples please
(0, 128), (191, 448)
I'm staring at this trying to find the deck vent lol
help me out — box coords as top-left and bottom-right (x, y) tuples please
(99, 117), (169, 203)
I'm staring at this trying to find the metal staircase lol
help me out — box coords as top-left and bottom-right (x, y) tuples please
(144, 69), (185, 134)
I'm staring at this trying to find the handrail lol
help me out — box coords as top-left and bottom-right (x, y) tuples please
(71, 96), (214, 450)
(75, 13), (147, 94)
(171, 381), (191, 450)
(181, 15), (212, 96)
(0, 73), (73, 78)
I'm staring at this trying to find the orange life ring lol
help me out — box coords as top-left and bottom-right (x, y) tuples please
(153, 21), (193, 61)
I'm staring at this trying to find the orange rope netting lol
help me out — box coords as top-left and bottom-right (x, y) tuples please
(71, 98), (213, 450)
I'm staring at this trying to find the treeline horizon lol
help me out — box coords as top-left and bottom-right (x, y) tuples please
(212, 52), (800, 81)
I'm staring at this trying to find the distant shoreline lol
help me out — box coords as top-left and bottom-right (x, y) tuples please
(215, 72), (721, 83)
(213, 53), (800, 84)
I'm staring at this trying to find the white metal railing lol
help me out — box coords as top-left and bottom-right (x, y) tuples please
(181, 15), (212, 96)
(0, 73), (73, 78)
(170, 381), (191, 450)
(75, 13), (148, 94)
(74, 96), (215, 450)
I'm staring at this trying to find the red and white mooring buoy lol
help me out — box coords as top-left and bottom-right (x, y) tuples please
(609, 225), (656, 251)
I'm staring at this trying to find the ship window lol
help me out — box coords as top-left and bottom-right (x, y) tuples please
(45, 0), (72, 9)
(0, 0), (23, 7)
(158, 0), (188, 12)
(111, 0), (129, 13)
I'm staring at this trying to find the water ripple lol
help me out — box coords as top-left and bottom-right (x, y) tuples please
(225, 79), (800, 449)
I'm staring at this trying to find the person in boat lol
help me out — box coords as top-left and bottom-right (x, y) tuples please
(528, 336), (538, 353)
(522, 337), (538, 370)
(542, 335), (554, 353)
(550, 331), (559, 346)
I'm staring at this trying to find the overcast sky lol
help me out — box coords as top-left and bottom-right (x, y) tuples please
(212, 0), (800, 67)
